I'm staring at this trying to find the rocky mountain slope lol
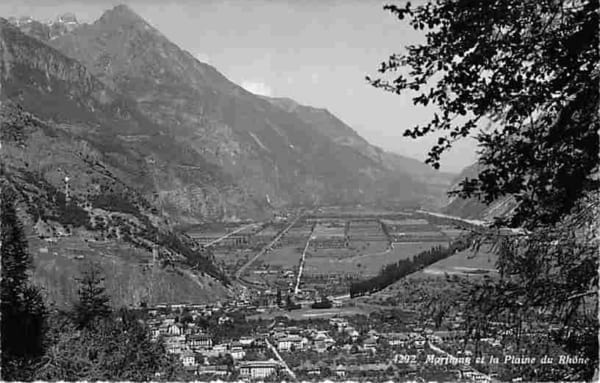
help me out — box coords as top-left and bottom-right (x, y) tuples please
(1, 16), (259, 223)
(264, 95), (455, 208)
(0, 19), (231, 306)
(0, 5), (457, 306)
(47, 5), (452, 209)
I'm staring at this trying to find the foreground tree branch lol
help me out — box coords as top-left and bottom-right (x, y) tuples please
(369, 0), (599, 380)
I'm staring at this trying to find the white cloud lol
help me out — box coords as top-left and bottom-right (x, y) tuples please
(241, 81), (273, 97)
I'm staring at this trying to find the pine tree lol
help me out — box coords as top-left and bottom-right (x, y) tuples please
(73, 264), (112, 329)
(1, 188), (47, 380)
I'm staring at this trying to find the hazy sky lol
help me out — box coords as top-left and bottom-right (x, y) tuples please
(0, 0), (478, 172)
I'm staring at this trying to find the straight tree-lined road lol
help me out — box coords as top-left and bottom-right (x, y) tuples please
(201, 222), (259, 248)
(293, 225), (315, 295)
(265, 338), (297, 381)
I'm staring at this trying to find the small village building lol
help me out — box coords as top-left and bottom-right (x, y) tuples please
(212, 343), (228, 355)
(218, 315), (232, 325)
(180, 352), (196, 368)
(238, 360), (280, 379)
(300, 361), (321, 376)
(367, 329), (379, 339)
(277, 334), (303, 351)
(164, 335), (186, 354)
(314, 340), (328, 353)
(163, 318), (175, 326)
(239, 336), (256, 346)
(414, 335), (426, 348)
(167, 323), (182, 336)
(229, 345), (245, 360)
(386, 332), (411, 347)
(197, 364), (229, 377)
(364, 337), (378, 353)
(345, 327), (360, 341)
(187, 334), (213, 350)
(335, 364), (347, 378)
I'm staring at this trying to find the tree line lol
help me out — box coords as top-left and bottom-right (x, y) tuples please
(1, 189), (188, 381)
(349, 236), (472, 298)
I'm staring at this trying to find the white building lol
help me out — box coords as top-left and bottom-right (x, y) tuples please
(180, 352), (196, 368)
(239, 360), (280, 379)
(229, 346), (245, 360)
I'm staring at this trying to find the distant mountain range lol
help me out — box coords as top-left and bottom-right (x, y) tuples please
(7, 12), (80, 42)
(0, 5), (458, 305)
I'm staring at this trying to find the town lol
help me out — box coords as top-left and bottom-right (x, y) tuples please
(135, 207), (575, 382)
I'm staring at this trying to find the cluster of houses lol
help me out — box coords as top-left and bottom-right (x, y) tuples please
(145, 306), (284, 379)
(141, 298), (497, 381)
(269, 323), (337, 353)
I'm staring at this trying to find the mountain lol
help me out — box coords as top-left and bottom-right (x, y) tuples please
(7, 13), (81, 42)
(0, 18), (233, 306)
(443, 163), (518, 220)
(1, 15), (261, 223)
(263, 95), (455, 207)
(263, 96), (384, 163)
(0, 4), (458, 306)
(46, 4), (450, 209)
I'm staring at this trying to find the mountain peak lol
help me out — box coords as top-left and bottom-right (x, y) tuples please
(98, 4), (146, 27)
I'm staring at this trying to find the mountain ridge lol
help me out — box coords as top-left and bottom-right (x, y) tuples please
(0, 5), (461, 307)
(0, 18), (244, 305)
(46, 4), (451, 210)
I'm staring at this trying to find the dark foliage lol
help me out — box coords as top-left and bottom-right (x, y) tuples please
(369, 0), (599, 379)
(56, 200), (91, 228)
(73, 264), (112, 329)
(311, 298), (333, 309)
(90, 193), (141, 217)
(159, 231), (229, 284)
(1, 188), (47, 381)
(33, 310), (186, 381)
(349, 237), (471, 297)
(369, 0), (599, 229)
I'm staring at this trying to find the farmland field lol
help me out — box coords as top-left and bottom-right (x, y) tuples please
(346, 240), (388, 253)
(350, 241), (450, 273)
(313, 223), (345, 237)
(247, 306), (372, 321)
(303, 256), (361, 275)
(412, 244), (498, 278)
(260, 245), (303, 267)
(213, 248), (251, 262)
(303, 240), (448, 277)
